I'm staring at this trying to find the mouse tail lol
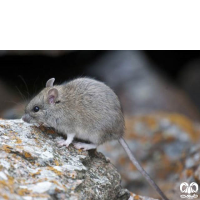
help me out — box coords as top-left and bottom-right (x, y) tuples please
(118, 137), (169, 200)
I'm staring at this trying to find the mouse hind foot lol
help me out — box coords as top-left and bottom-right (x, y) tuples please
(73, 142), (97, 150)
(57, 133), (76, 147)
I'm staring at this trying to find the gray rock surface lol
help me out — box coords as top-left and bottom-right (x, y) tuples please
(0, 119), (128, 200)
(0, 119), (157, 200)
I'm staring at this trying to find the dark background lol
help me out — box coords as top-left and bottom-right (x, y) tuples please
(1, 50), (200, 84)
(1, 50), (200, 120)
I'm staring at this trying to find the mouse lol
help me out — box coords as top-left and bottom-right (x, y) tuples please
(22, 77), (169, 200)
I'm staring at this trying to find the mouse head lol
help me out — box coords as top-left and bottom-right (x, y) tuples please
(22, 78), (60, 126)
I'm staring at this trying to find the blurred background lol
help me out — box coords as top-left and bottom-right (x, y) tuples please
(1, 50), (200, 199)
(1, 50), (200, 120)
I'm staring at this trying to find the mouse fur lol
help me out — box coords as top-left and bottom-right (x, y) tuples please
(23, 77), (124, 146)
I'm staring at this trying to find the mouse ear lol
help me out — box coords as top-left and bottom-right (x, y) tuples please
(48, 88), (58, 104)
(46, 78), (55, 87)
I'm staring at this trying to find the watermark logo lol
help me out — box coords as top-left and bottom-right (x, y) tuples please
(180, 182), (198, 199)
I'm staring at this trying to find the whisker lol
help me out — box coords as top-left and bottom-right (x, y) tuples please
(33, 76), (39, 95)
(5, 100), (25, 107)
(18, 75), (30, 99)
(15, 86), (26, 101)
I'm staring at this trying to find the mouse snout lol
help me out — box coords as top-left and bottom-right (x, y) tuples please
(22, 114), (31, 123)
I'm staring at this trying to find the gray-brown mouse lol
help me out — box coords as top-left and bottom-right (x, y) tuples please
(22, 77), (169, 200)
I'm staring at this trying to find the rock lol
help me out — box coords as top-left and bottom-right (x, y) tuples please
(0, 119), (157, 200)
(98, 113), (200, 199)
(0, 119), (128, 200)
(169, 143), (200, 200)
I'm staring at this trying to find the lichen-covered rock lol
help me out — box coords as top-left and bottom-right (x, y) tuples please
(0, 119), (131, 200)
(99, 113), (200, 198)
(168, 144), (200, 200)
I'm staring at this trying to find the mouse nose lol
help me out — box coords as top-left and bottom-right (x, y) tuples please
(22, 114), (30, 123)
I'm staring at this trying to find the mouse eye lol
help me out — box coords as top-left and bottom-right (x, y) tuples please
(33, 106), (40, 112)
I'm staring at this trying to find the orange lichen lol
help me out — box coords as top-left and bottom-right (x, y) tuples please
(156, 113), (200, 141)
(47, 167), (63, 176)
(1, 194), (9, 199)
(15, 138), (22, 144)
(29, 193), (49, 198)
(176, 161), (184, 173)
(157, 155), (177, 179)
(68, 171), (76, 179)
(125, 115), (158, 132)
(129, 162), (137, 171)
(125, 112), (200, 142)
(23, 151), (34, 159)
(50, 180), (66, 190)
(37, 178), (48, 183)
(16, 145), (23, 149)
(50, 180), (60, 185)
(186, 169), (193, 177)
(55, 187), (62, 193)
(140, 116), (157, 129)
(17, 188), (31, 195)
(165, 135), (176, 143)
(1, 145), (12, 153)
(118, 156), (127, 165)
(31, 169), (41, 177)
(54, 160), (59, 166)
(134, 195), (140, 200)
(7, 176), (14, 185)
(152, 133), (163, 143)
(0, 176), (14, 193)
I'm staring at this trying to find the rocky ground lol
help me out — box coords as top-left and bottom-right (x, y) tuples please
(0, 119), (157, 200)
(99, 113), (200, 199)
